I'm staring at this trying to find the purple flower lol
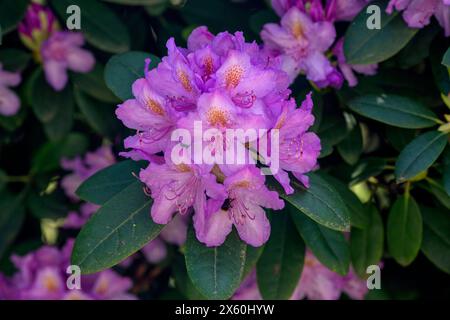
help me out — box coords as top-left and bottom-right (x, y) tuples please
(19, 3), (95, 91)
(116, 27), (320, 247)
(41, 31), (95, 91)
(332, 38), (378, 87)
(0, 240), (136, 300)
(61, 145), (116, 202)
(261, 7), (340, 88)
(19, 3), (59, 54)
(272, 93), (321, 193)
(0, 64), (21, 116)
(387, 0), (450, 36)
(194, 166), (284, 247)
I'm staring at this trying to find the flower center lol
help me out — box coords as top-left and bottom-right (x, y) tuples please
(225, 65), (244, 88)
(177, 69), (193, 92)
(146, 98), (165, 116)
(207, 107), (230, 127)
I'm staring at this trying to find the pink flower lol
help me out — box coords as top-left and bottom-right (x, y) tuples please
(387, 0), (450, 36)
(194, 166), (284, 247)
(0, 64), (21, 116)
(116, 27), (320, 247)
(261, 7), (341, 88)
(0, 240), (136, 300)
(19, 3), (95, 91)
(41, 31), (95, 91)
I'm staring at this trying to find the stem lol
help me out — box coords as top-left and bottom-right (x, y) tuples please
(6, 175), (30, 183)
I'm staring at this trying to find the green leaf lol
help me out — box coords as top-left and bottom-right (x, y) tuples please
(74, 89), (120, 138)
(289, 205), (349, 275)
(28, 68), (75, 140)
(70, 64), (118, 103)
(76, 160), (144, 205)
(185, 227), (246, 300)
(172, 255), (206, 300)
(385, 127), (417, 151)
(242, 245), (264, 280)
(443, 149), (450, 196)
(442, 47), (450, 68)
(51, 0), (130, 53)
(0, 49), (31, 72)
(387, 195), (422, 266)
(0, 169), (6, 193)
(319, 173), (368, 229)
(257, 213), (305, 300)
(350, 157), (387, 186)
(317, 111), (349, 147)
(344, 0), (418, 64)
(104, 51), (160, 101)
(337, 123), (363, 165)
(72, 180), (163, 274)
(350, 205), (384, 277)
(249, 10), (278, 36)
(0, 0), (29, 34)
(31, 133), (89, 173)
(431, 39), (450, 95)
(0, 191), (26, 259)
(419, 179), (450, 210)
(395, 131), (448, 183)
(348, 94), (440, 129)
(420, 207), (450, 274)
(27, 191), (69, 220)
(280, 173), (351, 232)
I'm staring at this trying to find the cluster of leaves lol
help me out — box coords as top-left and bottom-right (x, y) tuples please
(1, 0), (449, 300)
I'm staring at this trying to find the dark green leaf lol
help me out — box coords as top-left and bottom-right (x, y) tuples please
(387, 195), (422, 266)
(280, 174), (350, 232)
(0, 49), (31, 72)
(290, 205), (349, 275)
(350, 157), (387, 186)
(172, 255), (206, 300)
(0, 0), (29, 34)
(442, 47), (450, 68)
(74, 89), (119, 138)
(0, 191), (26, 259)
(419, 179), (450, 210)
(443, 148), (450, 196)
(102, 0), (165, 4)
(337, 123), (363, 165)
(317, 111), (349, 147)
(257, 213), (305, 300)
(319, 173), (368, 229)
(348, 94), (440, 129)
(185, 227), (246, 300)
(385, 126), (417, 151)
(242, 245), (264, 280)
(71, 64), (118, 103)
(72, 181), (163, 274)
(31, 133), (89, 173)
(27, 191), (69, 220)
(249, 10), (278, 36)
(104, 51), (160, 101)
(0, 169), (6, 193)
(76, 160), (144, 205)
(421, 206), (450, 274)
(351, 205), (384, 277)
(344, 1), (418, 64)
(52, 0), (130, 53)
(395, 131), (448, 183)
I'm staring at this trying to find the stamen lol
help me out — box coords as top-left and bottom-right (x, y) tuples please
(225, 65), (244, 88)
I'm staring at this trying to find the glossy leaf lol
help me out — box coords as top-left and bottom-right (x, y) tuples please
(257, 213), (305, 300)
(387, 195), (422, 266)
(104, 51), (160, 101)
(290, 206), (349, 275)
(0, 0), (29, 35)
(395, 131), (448, 183)
(344, 1), (418, 64)
(72, 181), (163, 274)
(71, 65), (118, 103)
(185, 228), (246, 300)
(280, 173), (351, 232)
(348, 94), (440, 129)
(350, 205), (384, 277)
(76, 160), (144, 205)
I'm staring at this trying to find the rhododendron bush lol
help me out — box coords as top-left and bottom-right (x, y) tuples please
(0, 0), (449, 301)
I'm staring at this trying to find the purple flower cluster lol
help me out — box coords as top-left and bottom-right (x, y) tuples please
(233, 251), (369, 300)
(60, 146), (188, 264)
(0, 240), (135, 300)
(116, 27), (321, 247)
(0, 64), (21, 116)
(387, 0), (450, 36)
(261, 0), (377, 88)
(19, 3), (95, 91)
